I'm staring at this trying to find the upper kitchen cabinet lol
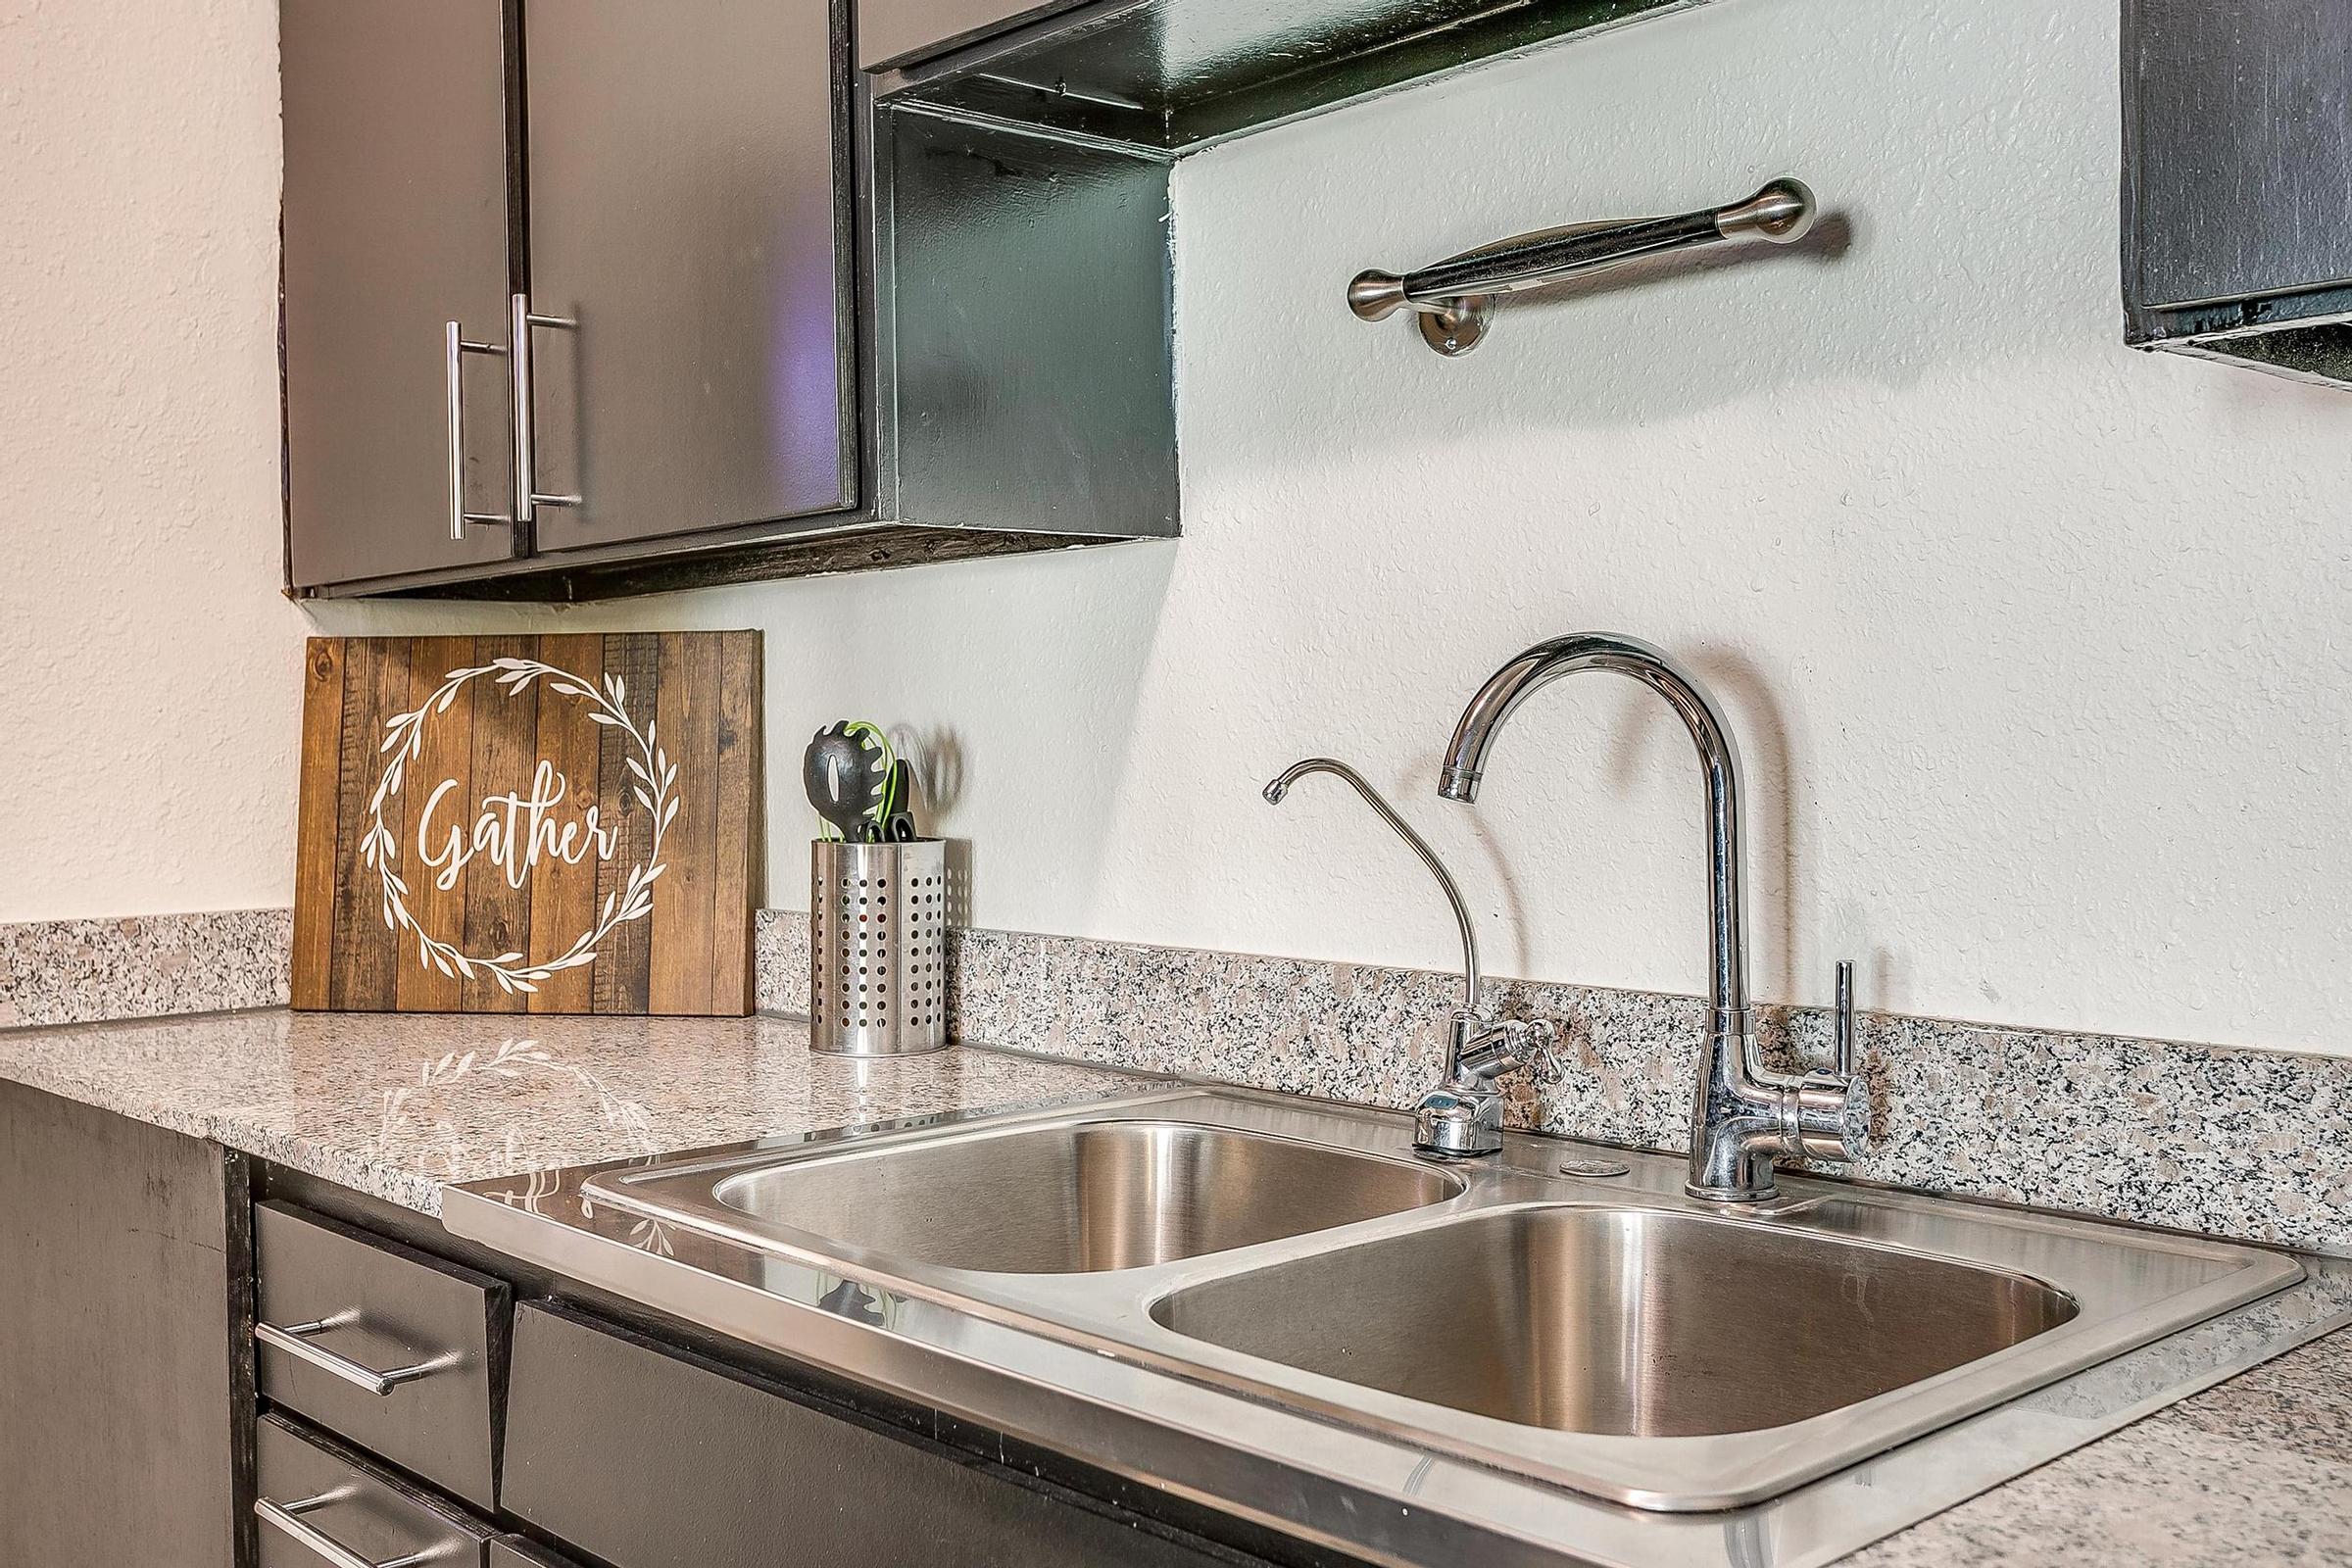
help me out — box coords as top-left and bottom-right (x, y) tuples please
(282, 0), (520, 587)
(518, 0), (854, 555)
(284, 0), (859, 597)
(2123, 0), (2352, 384)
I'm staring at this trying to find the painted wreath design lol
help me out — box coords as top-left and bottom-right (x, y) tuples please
(361, 658), (677, 994)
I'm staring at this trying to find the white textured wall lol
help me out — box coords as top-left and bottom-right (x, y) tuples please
(8, 0), (2350, 1058)
(0, 0), (306, 918)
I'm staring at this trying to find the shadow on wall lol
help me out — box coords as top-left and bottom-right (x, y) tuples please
(725, 539), (1182, 918)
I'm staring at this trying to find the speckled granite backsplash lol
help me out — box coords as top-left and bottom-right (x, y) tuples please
(10, 906), (2342, 1256)
(757, 912), (2352, 1256)
(0, 910), (290, 1027)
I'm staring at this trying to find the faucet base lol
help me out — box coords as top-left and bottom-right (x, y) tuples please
(1412, 1083), (1504, 1158)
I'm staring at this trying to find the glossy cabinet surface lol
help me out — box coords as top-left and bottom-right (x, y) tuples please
(282, 0), (519, 588)
(255, 1200), (511, 1511)
(521, 0), (854, 555)
(503, 1298), (1250, 1568)
(256, 1414), (494, 1568)
(281, 0), (855, 595)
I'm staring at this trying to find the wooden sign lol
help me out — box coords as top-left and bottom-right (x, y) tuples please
(292, 632), (760, 1015)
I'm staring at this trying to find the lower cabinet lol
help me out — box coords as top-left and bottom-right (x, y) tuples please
(491, 1535), (586, 1568)
(0, 1079), (247, 1568)
(0, 1085), (1307, 1568)
(255, 1414), (495, 1568)
(502, 1299), (1247, 1567)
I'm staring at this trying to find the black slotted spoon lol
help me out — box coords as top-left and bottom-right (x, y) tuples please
(803, 721), (892, 840)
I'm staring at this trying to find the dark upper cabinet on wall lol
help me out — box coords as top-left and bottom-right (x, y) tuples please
(2123, 0), (2352, 385)
(281, 0), (860, 597)
(282, 0), (520, 587)
(519, 0), (854, 555)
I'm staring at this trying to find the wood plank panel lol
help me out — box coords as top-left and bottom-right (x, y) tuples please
(649, 635), (720, 1014)
(393, 636), (478, 1012)
(292, 632), (759, 1015)
(462, 634), (541, 1014)
(711, 632), (761, 1013)
(590, 633), (662, 1016)
(290, 639), (345, 1009)
(525, 633), (604, 1015)
(327, 637), (400, 1010)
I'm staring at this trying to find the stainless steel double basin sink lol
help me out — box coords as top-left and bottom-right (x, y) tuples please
(451, 1087), (2308, 1524)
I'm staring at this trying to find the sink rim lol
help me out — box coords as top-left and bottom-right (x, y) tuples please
(564, 1084), (2305, 1513)
(698, 1112), (1469, 1275)
(1144, 1197), (2088, 1440)
(591, 1106), (1471, 1279)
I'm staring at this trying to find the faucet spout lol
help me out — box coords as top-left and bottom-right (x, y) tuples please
(1439, 632), (1862, 1201)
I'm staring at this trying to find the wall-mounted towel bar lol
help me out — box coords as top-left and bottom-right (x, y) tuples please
(1348, 177), (1818, 356)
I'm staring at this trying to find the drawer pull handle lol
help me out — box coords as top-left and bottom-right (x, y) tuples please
(255, 1313), (460, 1396)
(256, 1491), (448, 1568)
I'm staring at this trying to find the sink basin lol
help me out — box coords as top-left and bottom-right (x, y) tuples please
(622, 1118), (1460, 1274)
(1151, 1205), (2079, 1437)
(490, 1085), (2317, 1543)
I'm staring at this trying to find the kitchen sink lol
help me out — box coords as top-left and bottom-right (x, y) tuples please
(1151, 1204), (2078, 1438)
(451, 1085), (2332, 1566)
(692, 1118), (1460, 1273)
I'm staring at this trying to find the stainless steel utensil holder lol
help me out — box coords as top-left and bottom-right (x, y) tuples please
(809, 838), (950, 1055)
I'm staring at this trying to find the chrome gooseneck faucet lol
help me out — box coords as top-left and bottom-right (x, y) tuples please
(1436, 633), (1865, 1202)
(1264, 758), (1548, 1157)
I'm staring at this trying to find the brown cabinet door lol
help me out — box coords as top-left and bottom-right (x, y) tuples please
(503, 1299), (1250, 1568)
(520, 0), (856, 555)
(0, 1081), (245, 1567)
(283, 0), (519, 588)
(253, 1201), (511, 1511)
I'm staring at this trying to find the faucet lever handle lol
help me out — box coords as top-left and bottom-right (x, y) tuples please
(1790, 958), (1869, 1164)
(1451, 1010), (1547, 1081)
(1835, 958), (1857, 1077)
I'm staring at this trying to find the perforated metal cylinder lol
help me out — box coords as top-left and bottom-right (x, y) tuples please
(808, 839), (950, 1055)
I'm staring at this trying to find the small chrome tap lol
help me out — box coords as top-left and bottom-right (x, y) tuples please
(1436, 633), (1867, 1202)
(1263, 758), (1548, 1158)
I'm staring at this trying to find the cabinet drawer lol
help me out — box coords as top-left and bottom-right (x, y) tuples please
(491, 1537), (583, 1568)
(504, 1299), (1242, 1567)
(257, 1413), (493, 1568)
(255, 1200), (509, 1509)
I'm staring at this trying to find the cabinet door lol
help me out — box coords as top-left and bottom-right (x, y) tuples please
(521, 0), (856, 554)
(0, 1081), (245, 1567)
(283, 0), (519, 588)
(504, 1300), (1251, 1568)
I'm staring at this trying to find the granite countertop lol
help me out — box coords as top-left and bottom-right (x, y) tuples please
(0, 1006), (1146, 1212)
(0, 1005), (2344, 1565)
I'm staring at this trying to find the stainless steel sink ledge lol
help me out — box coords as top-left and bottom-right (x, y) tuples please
(444, 1086), (2350, 1568)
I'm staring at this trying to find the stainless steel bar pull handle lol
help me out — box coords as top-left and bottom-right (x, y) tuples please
(509, 291), (581, 523)
(254, 1492), (444, 1568)
(443, 320), (513, 539)
(254, 1312), (458, 1396)
(1348, 177), (1818, 356)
